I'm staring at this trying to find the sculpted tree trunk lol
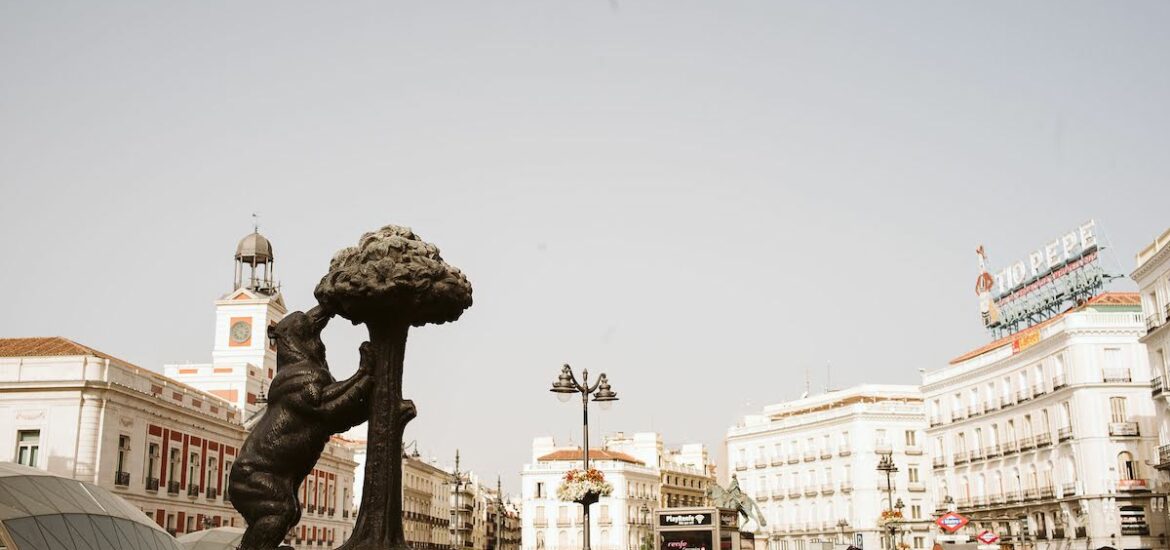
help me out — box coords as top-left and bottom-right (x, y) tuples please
(316, 225), (472, 550)
(345, 320), (411, 549)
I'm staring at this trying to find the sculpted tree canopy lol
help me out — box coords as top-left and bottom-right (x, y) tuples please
(315, 225), (472, 327)
(316, 225), (472, 550)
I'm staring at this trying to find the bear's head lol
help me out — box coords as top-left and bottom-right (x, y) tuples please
(269, 305), (332, 368)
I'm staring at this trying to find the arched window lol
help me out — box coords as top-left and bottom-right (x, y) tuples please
(1119, 452), (1138, 480)
(558, 530), (567, 548)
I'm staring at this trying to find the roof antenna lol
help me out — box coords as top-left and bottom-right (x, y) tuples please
(825, 360), (831, 393)
(252, 212), (260, 233)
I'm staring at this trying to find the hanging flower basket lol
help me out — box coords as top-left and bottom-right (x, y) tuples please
(878, 509), (904, 526)
(557, 468), (613, 504)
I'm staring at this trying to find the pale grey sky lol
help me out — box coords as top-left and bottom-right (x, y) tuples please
(2, 1), (1168, 492)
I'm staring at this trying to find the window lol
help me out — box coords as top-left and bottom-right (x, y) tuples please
(907, 466), (919, 483)
(147, 442), (160, 479)
(224, 460), (233, 493)
(1119, 452), (1138, 480)
(188, 452), (199, 487)
(16, 430), (40, 467)
(905, 430), (917, 446)
(910, 504), (921, 519)
(1111, 397), (1128, 423)
(169, 448), (181, 480)
(536, 482), (545, 498)
(207, 457), (218, 491)
(117, 435), (130, 474)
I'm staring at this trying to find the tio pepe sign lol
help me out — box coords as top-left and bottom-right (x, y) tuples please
(936, 512), (969, 533)
(989, 220), (1098, 298)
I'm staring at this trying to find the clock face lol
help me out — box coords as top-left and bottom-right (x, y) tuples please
(230, 320), (252, 344)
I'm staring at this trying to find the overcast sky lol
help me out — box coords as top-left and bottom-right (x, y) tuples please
(2, 1), (1168, 493)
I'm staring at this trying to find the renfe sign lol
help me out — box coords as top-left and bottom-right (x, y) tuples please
(992, 220), (1098, 298)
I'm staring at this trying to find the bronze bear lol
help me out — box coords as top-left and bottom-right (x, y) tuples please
(229, 305), (372, 550)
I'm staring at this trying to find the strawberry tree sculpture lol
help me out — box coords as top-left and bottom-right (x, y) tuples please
(316, 225), (473, 550)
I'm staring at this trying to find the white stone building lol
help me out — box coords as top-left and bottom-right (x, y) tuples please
(521, 436), (661, 550)
(923, 292), (1165, 549)
(726, 385), (931, 550)
(1132, 226), (1170, 536)
(603, 432), (715, 510)
(0, 229), (361, 549)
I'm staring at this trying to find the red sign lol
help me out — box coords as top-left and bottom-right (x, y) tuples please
(976, 530), (999, 544)
(936, 512), (969, 533)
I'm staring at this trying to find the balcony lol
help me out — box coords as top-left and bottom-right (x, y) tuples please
(205, 487), (218, 500)
(756, 492), (769, 502)
(343, 510), (350, 519)
(820, 484), (835, 495)
(1005, 490), (1021, 503)
(953, 408), (968, 421)
(820, 450), (832, 460)
(932, 457), (947, 469)
(985, 444), (1001, 458)
(837, 445), (852, 457)
(1109, 422), (1140, 437)
(1039, 485), (1055, 499)
(787, 456), (799, 465)
(803, 487), (818, 497)
(802, 452), (816, 462)
(735, 463), (748, 472)
(1158, 444), (1170, 470)
(1036, 433), (1053, 447)
(953, 452), (968, 465)
(908, 482), (926, 493)
(771, 489), (785, 500)
(1154, 376), (1165, 396)
(1033, 384), (1046, 397)
(839, 482), (853, 494)
(1148, 312), (1163, 334)
(986, 399), (1001, 412)
(967, 449), (984, 462)
(1117, 479), (1150, 492)
(1017, 436), (1035, 451)
(167, 480), (180, 495)
(988, 493), (1004, 505)
(1058, 426), (1073, 441)
(146, 476), (159, 491)
(787, 488), (801, 498)
(1023, 488), (1039, 501)
(1052, 376), (1067, 390)
(905, 445), (923, 456)
(770, 457), (785, 467)
(599, 517), (612, 526)
(114, 471), (130, 487)
(874, 441), (892, 454)
(929, 416), (943, 427)
(1103, 369), (1132, 383)
(753, 459), (766, 469)
(533, 517), (547, 527)
(971, 496), (986, 508)
(1061, 482), (1077, 497)
(1000, 395), (1014, 409)
(1016, 389), (1031, 403)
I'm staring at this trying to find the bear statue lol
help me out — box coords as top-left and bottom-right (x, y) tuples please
(229, 305), (373, 550)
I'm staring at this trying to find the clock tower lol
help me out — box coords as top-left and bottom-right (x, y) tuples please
(168, 228), (286, 416)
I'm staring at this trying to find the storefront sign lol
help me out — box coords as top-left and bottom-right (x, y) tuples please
(1011, 330), (1041, 354)
(661, 530), (713, 550)
(661, 514), (712, 527)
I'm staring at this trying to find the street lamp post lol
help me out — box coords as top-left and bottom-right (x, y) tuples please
(894, 498), (905, 549)
(876, 453), (899, 550)
(550, 364), (619, 550)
